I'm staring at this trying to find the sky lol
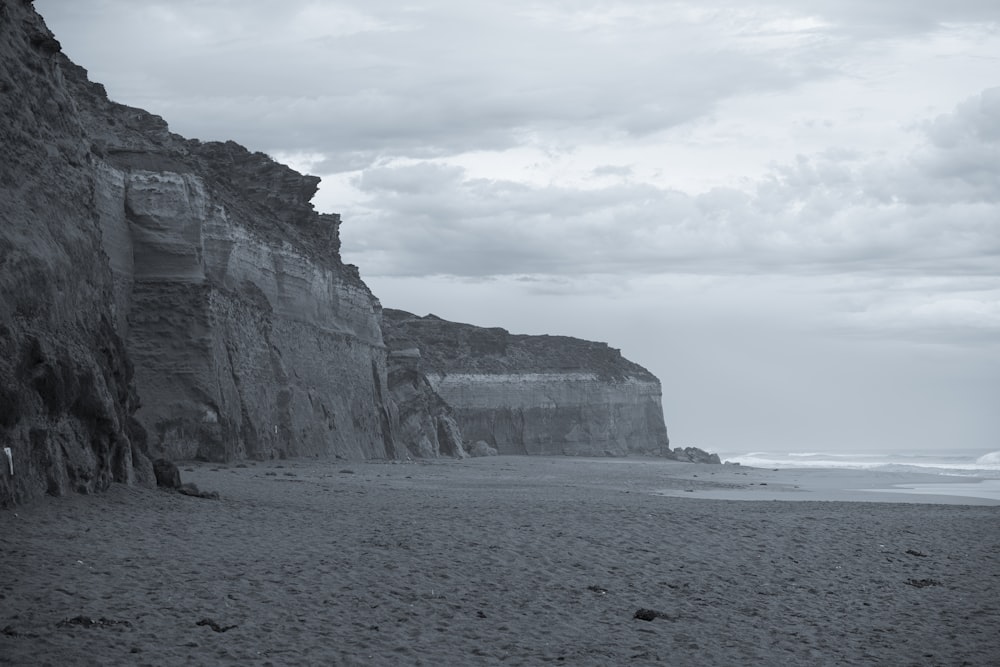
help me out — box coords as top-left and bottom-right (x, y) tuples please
(36, 0), (1000, 455)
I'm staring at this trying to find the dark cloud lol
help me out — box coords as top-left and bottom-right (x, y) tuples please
(801, 0), (1000, 36)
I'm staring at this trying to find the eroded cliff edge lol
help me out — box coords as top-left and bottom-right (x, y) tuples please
(0, 1), (409, 505)
(381, 309), (672, 457)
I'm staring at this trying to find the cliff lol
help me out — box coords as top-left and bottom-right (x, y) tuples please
(0, 2), (701, 506)
(381, 309), (672, 457)
(387, 348), (467, 459)
(0, 1), (414, 505)
(68, 59), (401, 464)
(1, 0), (151, 505)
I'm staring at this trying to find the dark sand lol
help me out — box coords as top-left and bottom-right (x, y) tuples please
(2, 457), (998, 666)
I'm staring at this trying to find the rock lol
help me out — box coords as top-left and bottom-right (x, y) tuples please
(633, 608), (675, 622)
(666, 446), (722, 464)
(152, 459), (182, 489)
(468, 441), (499, 457)
(386, 352), (467, 459)
(381, 309), (671, 457)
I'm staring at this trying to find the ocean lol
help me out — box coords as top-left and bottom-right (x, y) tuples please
(714, 448), (1000, 501)
(715, 448), (1000, 477)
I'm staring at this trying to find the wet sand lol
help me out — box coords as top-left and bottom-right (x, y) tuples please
(2, 456), (998, 665)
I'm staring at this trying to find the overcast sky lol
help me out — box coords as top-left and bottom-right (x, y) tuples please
(37, 1), (1000, 455)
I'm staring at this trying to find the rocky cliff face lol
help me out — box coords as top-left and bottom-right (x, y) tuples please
(0, 0), (151, 505)
(80, 89), (408, 461)
(0, 1), (413, 505)
(381, 310), (671, 457)
(67, 61), (401, 465)
(387, 349), (467, 459)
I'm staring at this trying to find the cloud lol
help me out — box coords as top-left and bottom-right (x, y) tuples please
(799, 0), (1000, 36)
(592, 165), (634, 179)
(912, 87), (1000, 204)
(38, 0), (1000, 174)
(39, 0), (879, 167)
(343, 88), (1000, 282)
(338, 89), (1000, 349)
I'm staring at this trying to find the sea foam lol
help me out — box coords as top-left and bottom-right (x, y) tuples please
(976, 450), (1000, 466)
(718, 449), (1000, 478)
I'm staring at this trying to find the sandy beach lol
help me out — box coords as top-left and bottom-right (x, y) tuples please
(2, 456), (998, 666)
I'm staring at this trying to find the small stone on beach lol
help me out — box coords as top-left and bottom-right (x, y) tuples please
(905, 578), (942, 588)
(634, 608), (665, 621)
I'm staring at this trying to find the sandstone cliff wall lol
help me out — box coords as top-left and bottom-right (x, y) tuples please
(88, 155), (396, 462)
(0, 2), (417, 506)
(381, 310), (671, 457)
(64, 66), (401, 463)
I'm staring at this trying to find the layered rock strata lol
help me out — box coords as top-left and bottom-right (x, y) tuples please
(381, 310), (671, 457)
(0, 2), (412, 504)
(72, 70), (401, 464)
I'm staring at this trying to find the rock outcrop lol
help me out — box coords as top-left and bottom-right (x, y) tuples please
(387, 348), (466, 459)
(666, 447), (721, 464)
(381, 310), (672, 457)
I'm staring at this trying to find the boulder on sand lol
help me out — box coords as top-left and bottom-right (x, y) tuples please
(152, 459), (182, 489)
(468, 441), (498, 457)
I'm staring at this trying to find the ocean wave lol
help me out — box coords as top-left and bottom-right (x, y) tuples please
(722, 454), (878, 470)
(720, 450), (1000, 477)
(976, 450), (1000, 465)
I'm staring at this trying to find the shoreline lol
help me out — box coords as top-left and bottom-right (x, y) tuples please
(643, 460), (1000, 505)
(304, 454), (1000, 506)
(2, 455), (998, 665)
